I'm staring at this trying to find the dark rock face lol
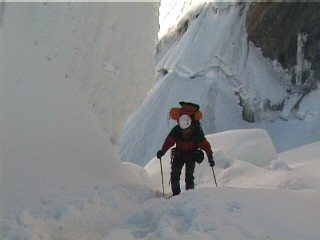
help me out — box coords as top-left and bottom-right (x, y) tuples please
(246, 2), (320, 81)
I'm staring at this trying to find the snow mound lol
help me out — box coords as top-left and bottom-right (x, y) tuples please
(208, 128), (277, 167)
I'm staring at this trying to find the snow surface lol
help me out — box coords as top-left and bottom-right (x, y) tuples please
(1, 1), (320, 240)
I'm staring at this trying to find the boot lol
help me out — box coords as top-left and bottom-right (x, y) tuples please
(171, 181), (181, 196)
(186, 181), (194, 190)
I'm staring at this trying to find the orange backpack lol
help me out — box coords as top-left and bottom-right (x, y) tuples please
(169, 101), (202, 121)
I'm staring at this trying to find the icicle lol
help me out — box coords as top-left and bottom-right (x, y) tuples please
(295, 33), (308, 85)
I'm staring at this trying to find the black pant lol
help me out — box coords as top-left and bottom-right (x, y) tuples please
(170, 157), (196, 195)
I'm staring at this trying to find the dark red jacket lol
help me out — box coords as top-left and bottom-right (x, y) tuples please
(161, 124), (213, 158)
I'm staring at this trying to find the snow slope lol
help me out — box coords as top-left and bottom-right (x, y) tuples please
(2, 128), (320, 240)
(108, 189), (320, 240)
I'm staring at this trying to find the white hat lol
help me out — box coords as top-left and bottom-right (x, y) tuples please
(178, 115), (192, 129)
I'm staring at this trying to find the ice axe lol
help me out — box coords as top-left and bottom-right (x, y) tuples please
(159, 158), (165, 197)
(211, 167), (218, 187)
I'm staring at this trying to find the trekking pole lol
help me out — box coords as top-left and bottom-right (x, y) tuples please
(159, 158), (165, 197)
(211, 167), (218, 187)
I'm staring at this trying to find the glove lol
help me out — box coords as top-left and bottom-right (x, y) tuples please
(157, 150), (165, 159)
(208, 156), (215, 167)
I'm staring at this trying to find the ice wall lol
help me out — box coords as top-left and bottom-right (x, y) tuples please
(120, 2), (290, 166)
(0, 2), (159, 219)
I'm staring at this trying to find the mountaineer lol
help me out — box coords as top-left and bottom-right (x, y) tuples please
(157, 102), (215, 196)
